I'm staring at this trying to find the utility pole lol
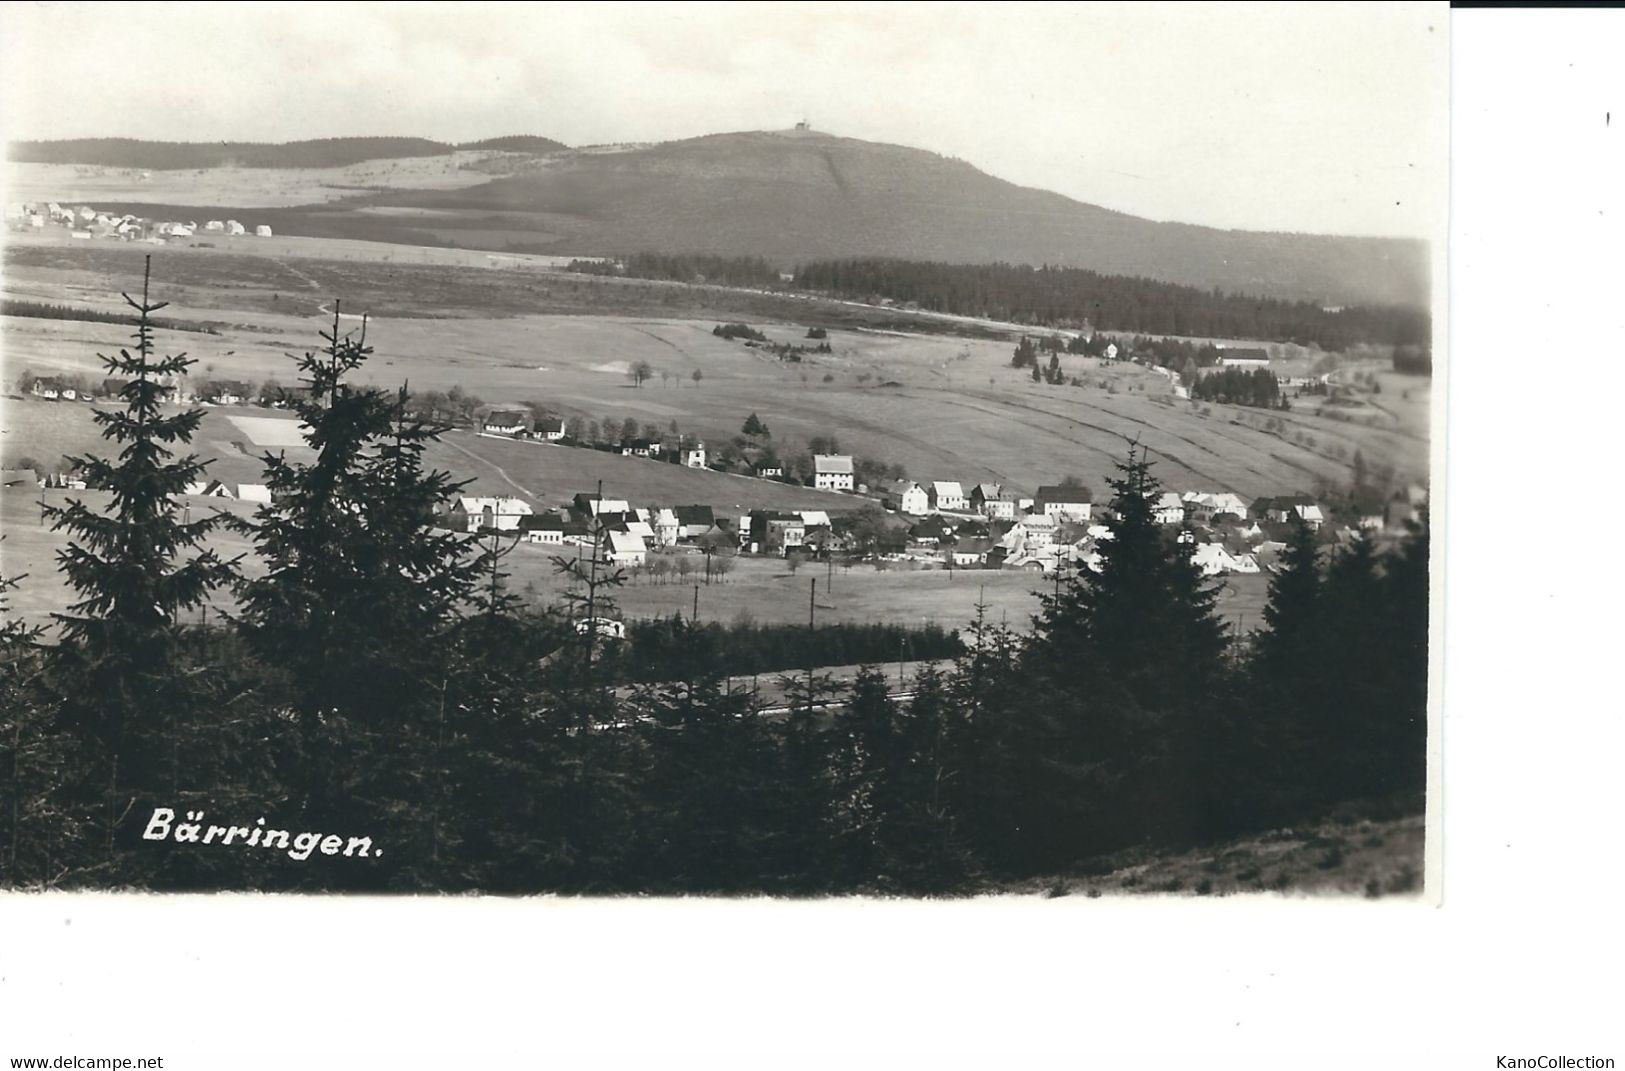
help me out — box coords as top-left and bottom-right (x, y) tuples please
(692, 583), (699, 623)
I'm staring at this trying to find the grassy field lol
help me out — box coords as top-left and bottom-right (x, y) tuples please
(2, 264), (1430, 502)
(1030, 808), (1425, 899)
(4, 152), (533, 209)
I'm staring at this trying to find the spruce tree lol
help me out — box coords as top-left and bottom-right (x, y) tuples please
(44, 259), (236, 865)
(233, 309), (481, 883)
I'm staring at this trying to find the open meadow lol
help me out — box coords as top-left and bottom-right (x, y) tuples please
(2, 241), (1431, 501)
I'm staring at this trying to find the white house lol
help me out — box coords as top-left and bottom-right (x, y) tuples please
(1192, 543), (1239, 577)
(928, 480), (968, 512)
(814, 454), (855, 491)
(520, 514), (566, 545)
(1033, 485), (1090, 522)
(482, 409), (529, 435)
(605, 530), (647, 566)
(1182, 491), (1249, 524)
(236, 484), (273, 505)
(651, 508), (680, 548)
(1011, 513), (1057, 549)
(449, 495), (533, 532)
(254, 225), (273, 238)
(885, 480), (930, 516)
(537, 419), (566, 441)
(681, 442), (707, 468)
(1153, 492), (1186, 526)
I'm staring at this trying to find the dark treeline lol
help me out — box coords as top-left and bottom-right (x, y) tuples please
(1190, 368), (1285, 408)
(1392, 344), (1432, 376)
(0, 267), (1428, 895)
(2, 298), (221, 335)
(792, 259), (1428, 349)
(620, 619), (961, 684)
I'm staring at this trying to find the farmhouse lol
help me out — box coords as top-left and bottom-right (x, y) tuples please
(681, 442), (708, 468)
(1216, 347), (1272, 368)
(928, 480), (968, 512)
(30, 377), (67, 400)
(673, 505), (719, 540)
(1033, 485), (1091, 522)
(519, 513), (566, 545)
(619, 438), (660, 458)
(748, 511), (806, 555)
(651, 508), (680, 548)
(882, 480), (930, 516)
(1182, 491), (1249, 524)
(946, 537), (995, 568)
(754, 462), (784, 479)
(206, 382), (250, 406)
(813, 454), (855, 492)
(536, 419), (566, 441)
(604, 530), (647, 566)
(449, 495), (533, 532)
(1153, 492), (1186, 526)
(572, 492), (632, 517)
(1254, 495), (1324, 530)
(482, 409), (530, 435)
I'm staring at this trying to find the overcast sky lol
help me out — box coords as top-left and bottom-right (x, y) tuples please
(0, 2), (1447, 238)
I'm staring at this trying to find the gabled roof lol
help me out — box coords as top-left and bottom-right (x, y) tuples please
(971, 482), (1002, 500)
(814, 454), (854, 474)
(606, 531), (646, 554)
(673, 504), (715, 526)
(520, 513), (565, 531)
(1034, 484), (1089, 504)
(485, 409), (529, 424)
(931, 480), (964, 497)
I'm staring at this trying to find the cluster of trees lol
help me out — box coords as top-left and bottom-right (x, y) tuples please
(712, 322), (768, 342)
(1190, 368), (1286, 408)
(2, 299), (221, 336)
(0, 272), (1428, 894)
(791, 259), (1430, 349)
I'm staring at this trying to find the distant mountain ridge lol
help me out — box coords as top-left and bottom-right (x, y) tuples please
(380, 130), (1430, 306)
(8, 129), (1427, 306)
(7, 135), (568, 170)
